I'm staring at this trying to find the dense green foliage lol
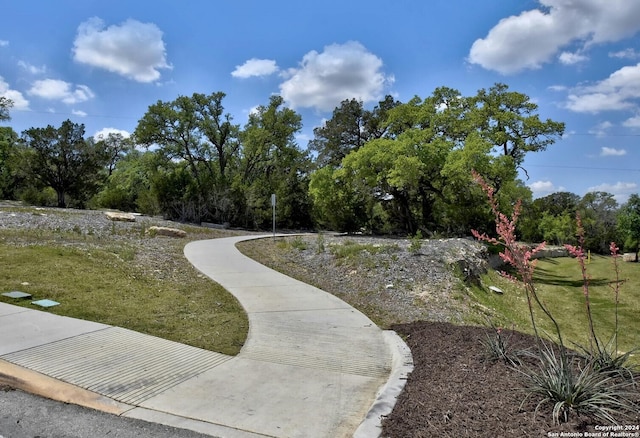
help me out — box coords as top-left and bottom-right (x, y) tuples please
(21, 120), (109, 208)
(2, 83), (638, 251)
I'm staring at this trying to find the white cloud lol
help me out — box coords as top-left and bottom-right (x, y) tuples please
(18, 60), (46, 75)
(73, 17), (171, 83)
(588, 121), (613, 137)
(587, 181), (638, 203)
(28, 79), (95, 105)
(468, 0), (640, 74)
(609, 48), (640, 59)
(93, 127), (131, 140)
(565, 63), (640, 113)
(558, 51), (588, 65)
(232, 58), (278, 78)
(622, 114), (640, 128)
(529, 180), (565, 197)
(0, 40), (8, 47)
(279, 41), (394, 111)
(600, 147), (626, 156)
(72, 109), (87, 117)
(0, 76), (29, 110)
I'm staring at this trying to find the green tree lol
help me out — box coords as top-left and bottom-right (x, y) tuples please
(94, 132), (134, 176)
(0, 97), (13, 122)
(617, 194), (640, 257)
(319, 84), (558, 235)
(92, 149), (160, 214)
(0, 126), (21, 199)
(308, 166), (369, 232)
(578, 191), (619, 253)
(538, 212), (575, 245)
(309, 96), (399, 168)
(135, 92), (240, 222)
(520, 192), (580, 242)
(471, 83), (565, 177)
(21, 120), (108, 208)
(238, 95), (311, 229)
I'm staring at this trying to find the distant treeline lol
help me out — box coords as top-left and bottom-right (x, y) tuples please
(1, 87), (638, 254)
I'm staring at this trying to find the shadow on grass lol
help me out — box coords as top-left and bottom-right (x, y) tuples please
(533, 266), (611, 288)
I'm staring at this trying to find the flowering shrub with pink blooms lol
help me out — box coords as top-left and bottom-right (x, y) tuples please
(471, 171), (638, 425)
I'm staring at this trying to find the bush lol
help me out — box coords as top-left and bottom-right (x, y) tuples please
(519, 342), (638, 425)
(472, 171), (639, 425)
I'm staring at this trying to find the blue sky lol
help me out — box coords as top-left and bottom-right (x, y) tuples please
(1, 0), (639, 203)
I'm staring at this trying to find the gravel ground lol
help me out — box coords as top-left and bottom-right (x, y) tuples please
(237, 233), (490, 328)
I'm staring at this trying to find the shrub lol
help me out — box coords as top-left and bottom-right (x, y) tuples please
(472, 171), (639, 425)
(518, 342), (638, 425)
(481, 321), (522, 366)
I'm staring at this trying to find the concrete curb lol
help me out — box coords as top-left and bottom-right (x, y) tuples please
(0, 358), (132, 415)
(353, 330), (414, 438)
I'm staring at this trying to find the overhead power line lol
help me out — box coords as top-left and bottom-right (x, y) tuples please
(525, 164), (640, 172)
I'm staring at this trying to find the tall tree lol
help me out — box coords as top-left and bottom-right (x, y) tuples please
(135, 92), (239, 187)
(135, 92), (240, 222)
(239, 95), (311, 228)
(0, 126), (20, 199)
(21, 120), (108, 208)
(94, 132), (134, 176)
(309, 95), (399, 168)
(617, 194), (640, 257)
(471, 83), (565, 178)
(309, 84), (563, 235)
(578, 191), (619, 253)
(0, 97), (13, 121)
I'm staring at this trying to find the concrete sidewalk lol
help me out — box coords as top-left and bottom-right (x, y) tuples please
(0, 235), (412, 438)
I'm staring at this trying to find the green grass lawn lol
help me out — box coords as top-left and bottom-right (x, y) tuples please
(0, 219), (248, 355)
(470, 254), (640, 362)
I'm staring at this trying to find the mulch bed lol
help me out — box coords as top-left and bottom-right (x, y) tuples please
(381, 321), (640, 438)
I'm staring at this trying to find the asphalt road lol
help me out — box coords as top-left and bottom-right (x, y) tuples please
(0, 387), (215, 438)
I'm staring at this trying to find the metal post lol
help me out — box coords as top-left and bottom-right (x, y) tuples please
(271, 194), (276, 237)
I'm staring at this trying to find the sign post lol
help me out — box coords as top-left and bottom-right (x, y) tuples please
(271, 193), (276, 237)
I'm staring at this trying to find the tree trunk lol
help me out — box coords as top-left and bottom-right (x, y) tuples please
(56, 189), (66, 208)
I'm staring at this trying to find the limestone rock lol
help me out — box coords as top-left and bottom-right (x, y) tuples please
(623, 253), (637, 262)
(147, 226), (187, 238)
(105, 211), (136, 222)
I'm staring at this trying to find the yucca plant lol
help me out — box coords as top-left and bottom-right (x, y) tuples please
(473, 172), (639, 425)
(566, 220), (638, 382)
(481, 321), (523, 366)
(519, 342), (638, 425)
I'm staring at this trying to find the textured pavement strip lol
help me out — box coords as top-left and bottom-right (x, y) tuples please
(1, 326), (232, 405)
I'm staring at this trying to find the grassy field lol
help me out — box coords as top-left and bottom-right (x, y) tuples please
(470, 254), (640, 362)
(0, 213), (248, 355)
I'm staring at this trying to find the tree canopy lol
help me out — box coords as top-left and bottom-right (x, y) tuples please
(21, 120), (108, 208)
(8, 82), (635, 249)
(309, 84), (563, 234)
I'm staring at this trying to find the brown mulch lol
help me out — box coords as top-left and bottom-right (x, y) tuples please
(381, 321), (640, 438)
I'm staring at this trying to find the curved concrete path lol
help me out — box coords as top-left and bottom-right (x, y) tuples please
(0, 235), (412, 438)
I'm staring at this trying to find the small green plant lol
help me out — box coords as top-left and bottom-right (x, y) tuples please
(408, 230), (423, 254)
(316, 233), (325, 254)
(481, 321), (522, 366)
(519, 342), (638, 425)
(290, 236), (308, 251)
